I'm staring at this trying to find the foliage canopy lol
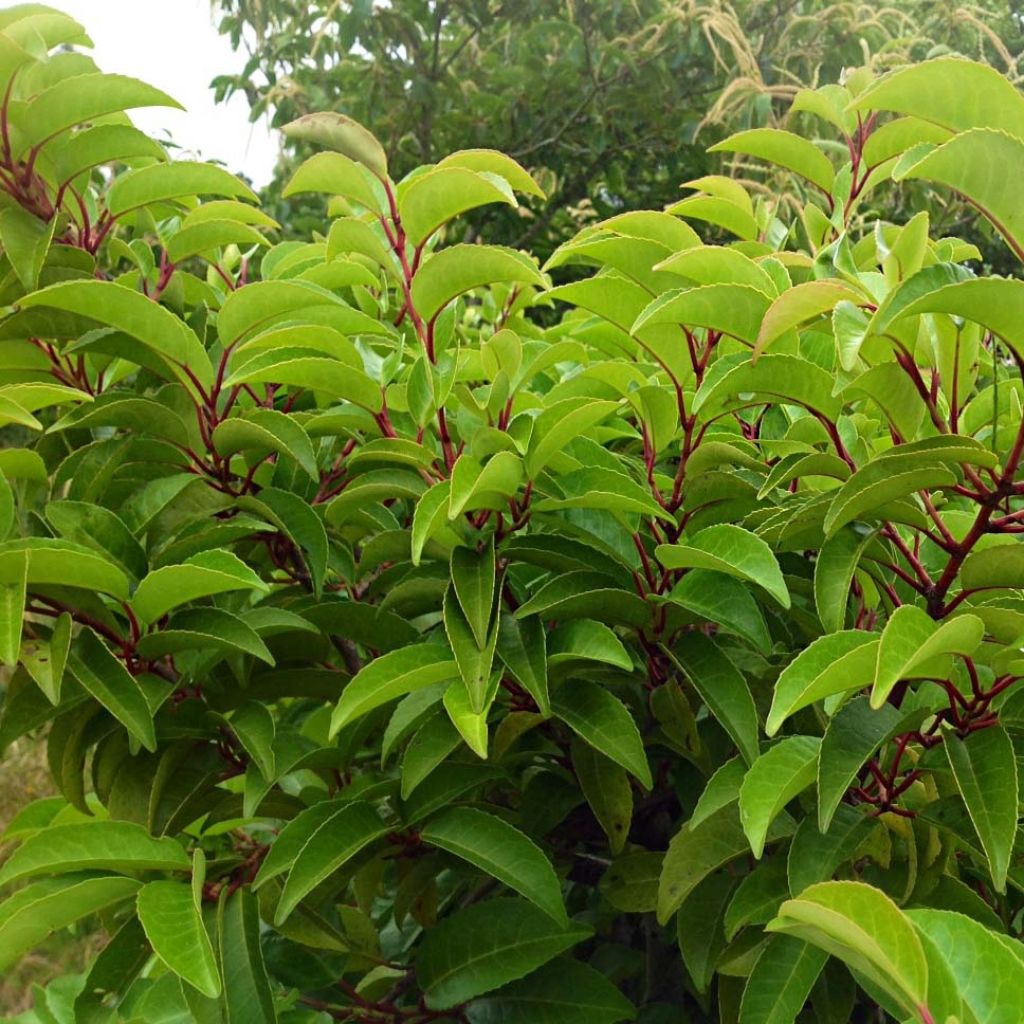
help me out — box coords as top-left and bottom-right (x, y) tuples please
(1, 4), (1024, 1023)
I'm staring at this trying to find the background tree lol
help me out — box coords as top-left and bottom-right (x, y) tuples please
(211, 0), (1023, 254)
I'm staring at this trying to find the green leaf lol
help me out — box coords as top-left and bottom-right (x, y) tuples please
(896, 129), (1024, 261)
(18, 280), (212, 391)
(571, 738), (633, 854)
(907, 908), (1024, 1024)
(44, 499), (148, 581)
(437, 149), (545, 198)
(787, 804), (874, 896)
(225, 350), (383, 412)
(944, 725), (1018, 892)
(464, 958), (634, 1024)
(872, 605), (984, 709)
(415, 897), (592, 1010)
(166, 219), (268, 264)
(710, 128), (835, 191)
(514, 570), (650, 628)
(668, 570), (771, 654)
(754, 281), (865, 357)
(691, 757), (745, 829)
(252, 797), (352, 889)
(107, 161), (256, 216)
(276, 801), (387, 924)
(422, 806), (566, 924)
(217, 889), (276, 1024)
(657, 525), (790, 608)
(330, 644), (459, 735)
(283, 112), (389, 176)
(131, 549), (269, 624)
(817, 697), (928, 831)
(282, 150), (383, 210)
(402, 708), (462, 797)
(852, 56), (1024, 138)
(598, 852), (662, 913)
(0, 820), (188, 886)
(0, 538), (129, 598)
(633, 283), (770, 345)
(0, 546), (25, 666)
(667, 634), (760, 765)
(677, 871), (736, 992)
(136, 880), (221, 998)
(0, 874), (141, 972)
(229, 701), (277, 781)
(20, 72), (181, 150)
(495, 613), (549, 717)
(0, 203), (55, 290)
(21, 610), (71, 704)
(400, 167), (516, 245)
(523, 397), (621, 479)
(412, 244), (546, 321)
(765, 632), (878, 737)
(135, 607), (274, 664)
(739, 736), (820, 858)
(67, 628), (156, 751)
(766, 881), (929, 1019)
(551, 679), (652, 788)
(961, 543), (1024, 591)
(738, 935), (827, 1024)
(658, 804), (793, 925)
(213, 409), (319, 482)
(814, 527), (875, 633)
(451, 541), (497, 649)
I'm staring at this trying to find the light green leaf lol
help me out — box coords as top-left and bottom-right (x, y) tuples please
(107, 161), (256, 216)
(907, 908), (1024, 1024)
(422, 806), (566, 924)
(0, 874), (141, 973)
(399, 167), (516, 245)
(739, 736), (820, 858)
(0, 547), (25, 666)
(0, 203), (55, 290)
(524, 398), (621, 479)
(20, 72), (181, 150)
(131, 549), (269, 624)
(765, 632), (878, 737)
(658, 525), (790, 609)
(945, 725), (1018, 892)
(710, 128), (835, 191)
(668, 570), (771, 654)
(136, 880), (221, 998)
(437, 149), (545, 198)
(0, 820), (188, 886)
(282, 150), (382, 210)
(416, 897), (592, 1010)
(330, 644), (459, 736)
(872, 605), (984, 709)
(814, 527), (875, 633)
(411, 245), (546, 322)
(754, 281), (865, 358)
(766, 881), (929, 1019)
(451, 541), (496, 649)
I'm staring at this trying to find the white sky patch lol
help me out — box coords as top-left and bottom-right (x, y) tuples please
(8, 0), (280, 187)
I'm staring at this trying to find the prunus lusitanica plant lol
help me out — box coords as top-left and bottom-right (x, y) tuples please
(1, 5), (1024, 1023)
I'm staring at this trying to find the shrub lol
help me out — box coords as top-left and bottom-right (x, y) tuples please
(0, 6), (1023, 1023)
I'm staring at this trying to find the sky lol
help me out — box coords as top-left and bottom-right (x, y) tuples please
(15, 0), (280, 187)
